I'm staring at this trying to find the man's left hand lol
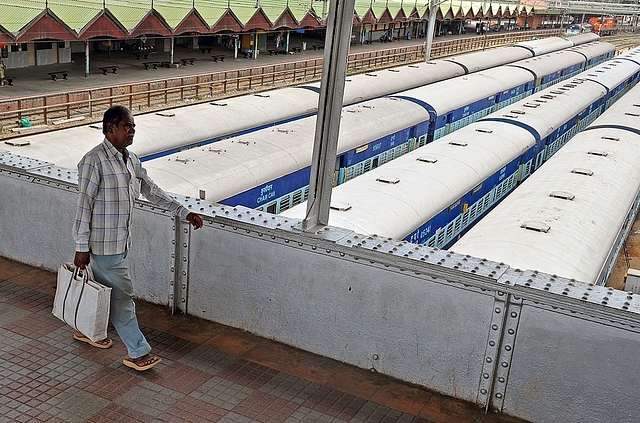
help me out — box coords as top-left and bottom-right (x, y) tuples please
(186, 212), (204, 230)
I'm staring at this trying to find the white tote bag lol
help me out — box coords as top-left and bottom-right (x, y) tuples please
(52, 263), (112, 342)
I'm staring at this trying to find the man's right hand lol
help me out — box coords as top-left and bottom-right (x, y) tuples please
(74, 251), (90, 269)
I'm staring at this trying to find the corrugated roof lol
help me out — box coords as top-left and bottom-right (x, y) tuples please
(49, 3), (102, 32)
(155, 0), (193, 29)
(0, 0), (45, 33)
(0, 0), (537, 41)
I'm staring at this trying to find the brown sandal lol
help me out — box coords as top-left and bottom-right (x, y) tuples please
(74, 332), (113, 349)
(123, 354), (162, 371)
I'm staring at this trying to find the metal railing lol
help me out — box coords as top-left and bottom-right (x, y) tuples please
(0, 30), (560, 135)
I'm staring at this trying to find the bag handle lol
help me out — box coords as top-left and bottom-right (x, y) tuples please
(61, 264), (92, 331)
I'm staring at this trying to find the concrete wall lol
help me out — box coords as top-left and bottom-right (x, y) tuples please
(1, 152), (639, 423)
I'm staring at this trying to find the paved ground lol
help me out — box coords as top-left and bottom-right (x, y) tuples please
(0, 35), (434, 100)
(0, 257), (532, 423)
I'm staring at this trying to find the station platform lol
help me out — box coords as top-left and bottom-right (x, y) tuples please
(0, 35), (433, 100)
(0, 257), (530, 423)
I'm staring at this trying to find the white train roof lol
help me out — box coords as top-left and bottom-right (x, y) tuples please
(451, 84), (640, 284)
(394, 66), (534, 115)
(506, 42), (615, 78)
(1, 86), (319, 169)
(450, 126), (640, 285)
(561, 32), (601, 45)
(143, 96), (429, 202)
(443, 46), (531, 73)
(566, 41), (616, 60)
(514, 36), (575, 56)
(281, 121), (536, 239)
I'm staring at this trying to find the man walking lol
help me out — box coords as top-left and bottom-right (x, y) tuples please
(72, 105), (204, 371)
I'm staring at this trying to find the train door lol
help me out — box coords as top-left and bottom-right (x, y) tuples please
(534, 139), (546, 170)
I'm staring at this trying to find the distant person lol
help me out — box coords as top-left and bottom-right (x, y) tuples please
(72, 105), (204, 371)
(0, 59), (6, 86)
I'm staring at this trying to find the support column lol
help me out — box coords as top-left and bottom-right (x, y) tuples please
(84, 40), (89, 77)
(301, 0), (356, 231)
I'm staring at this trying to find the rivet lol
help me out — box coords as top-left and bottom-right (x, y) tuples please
(372, 354), (379, 360)
(492, 324), (498, 330)
(483, 373), (489, 379)
(498, 377), (505, 383)
(501, 362), (508, 368)
(485, 357), (492, 363)
(480, 389), (487, 395)
(495, 307), (501, 314)
(510, 311), (518, 318)
(495, 393), (503, 399)
(504, 345), (511, 351)
(508, 329), (515, 335)
(489, 340), (496, 347)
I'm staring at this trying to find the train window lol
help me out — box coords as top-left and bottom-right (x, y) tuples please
(417, 156), (437, 163)
(571, 168), (593, 176)
(601, 136), (620, 141)
(520, 222), (550, 233)
(448, 198), (461, 212)
(588, 150), (608, 157)
(266, 203), (277, 214)
(549, 191), (575, 201)
(279, 196), (291, 211)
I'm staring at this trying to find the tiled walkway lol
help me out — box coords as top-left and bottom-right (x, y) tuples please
(0, 257), (530, 423)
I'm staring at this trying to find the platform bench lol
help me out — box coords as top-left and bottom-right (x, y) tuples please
(2, 77), (12, 86)
(134, 51), (157, 60)
(99, 66), (118, 75)
(211, 55), (225, 62)
(180, 57), (196, 66)
(142, 61), (160, 70)
(292, 47), (302, 53)
(160, 61), (172, 68)
(47, 71), (68, 81)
